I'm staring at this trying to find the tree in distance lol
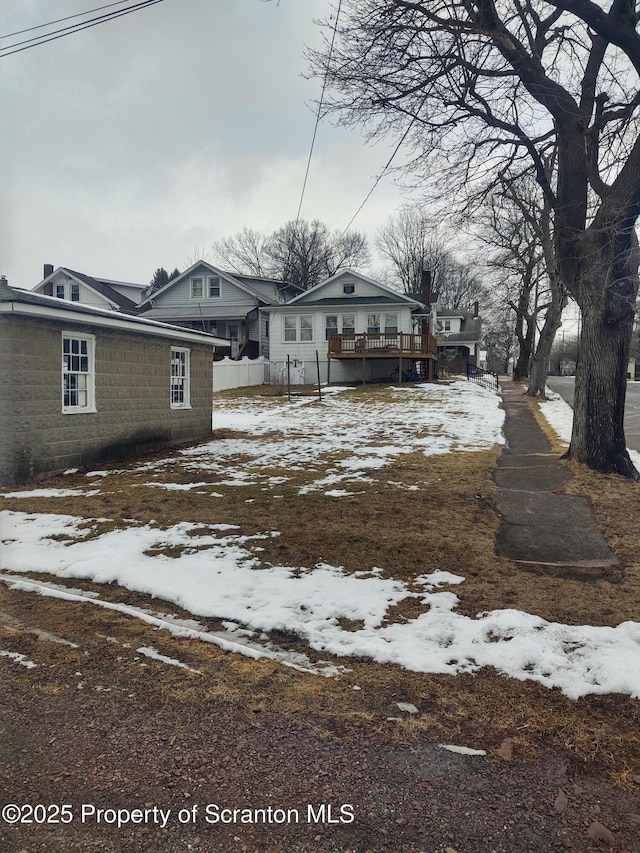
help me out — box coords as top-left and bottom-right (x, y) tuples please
(211, 219), (369, 292)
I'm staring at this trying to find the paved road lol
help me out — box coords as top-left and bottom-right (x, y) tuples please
(546, 376), (640, 453)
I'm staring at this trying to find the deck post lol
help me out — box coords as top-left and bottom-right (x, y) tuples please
(327, 354), (331, 385)
(362, 354), (366, 384)
(399, 356), (403, 383)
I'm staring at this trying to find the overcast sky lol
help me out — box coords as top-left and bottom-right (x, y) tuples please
(1, 0), (422, 289)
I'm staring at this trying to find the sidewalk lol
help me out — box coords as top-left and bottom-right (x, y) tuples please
(494, 379), (619, 576)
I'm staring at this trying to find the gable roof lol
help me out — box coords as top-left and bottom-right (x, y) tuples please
(137, 261), (295, 307)
(286, 269), (423, 307)
(0, 281), (228, 346)
(35, 267), (142, 312)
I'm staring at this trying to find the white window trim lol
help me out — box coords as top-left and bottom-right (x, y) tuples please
(208, 276), (222, 298)
(61, 332), (96, 414)
(190, 277), (204, 299)
(283, 314), (314, 343)
(170, 347), (191, 409)
(342, 281), (356, 295)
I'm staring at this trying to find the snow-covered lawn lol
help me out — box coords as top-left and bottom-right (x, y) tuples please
(2, 381), (640, 700)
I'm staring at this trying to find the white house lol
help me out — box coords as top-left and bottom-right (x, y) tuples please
(265, 270), (437, 385)
(33, 265), (145, 312)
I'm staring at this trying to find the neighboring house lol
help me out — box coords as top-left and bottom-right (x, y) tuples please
(33, 264), (146, 313)
(137, 261), (301, 359)
(0, 278), (227, 486)
(435, 303), (483, 375)
(265, 270), (438, 385)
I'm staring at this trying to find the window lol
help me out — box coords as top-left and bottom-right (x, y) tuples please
(367, 313), (381, 334)
(170, 347), (190, 408)
(284, 317), (297, 342)
(208, 276), (221, 297)
(56, 284), (65, 299)
(443, 319), (452, 331)
(384, 313), (398, 333)
(284, 315), (313, 342)
(325, 315), (338, 340)
(71, 283), (80, 302)
(62, 333), (95, 413)
(342, 314), (355, 335)
(190, 277), (204, 298)
(228, 323), (239, 342)
(300, 316), (313, 341)
(343, 282), (356, 295)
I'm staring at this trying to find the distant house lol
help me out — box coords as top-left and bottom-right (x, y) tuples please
(265, 270), (437, 385)
(0, 278), (227, 486)
(435, 303), (483, 376)
(137, 261), (301, 359)
(33, 264), (145, 313)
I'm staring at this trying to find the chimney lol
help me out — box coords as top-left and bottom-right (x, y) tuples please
(0, 275), (8, 287)
(473, 300), (479, 318)
(43, 263), (54, 279)
(420, 269), (432, 308)
(420, 270), (432, 335)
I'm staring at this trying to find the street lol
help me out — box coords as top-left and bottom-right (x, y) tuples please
(545, 376), (640, 453)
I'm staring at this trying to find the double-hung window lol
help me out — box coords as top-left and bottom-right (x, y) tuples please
(190, 277), (204, 298)
(208, 276), (221, 297)
(325, 315), (338, 340)
(170, 347), (190, 408)
(341, 314), (355, 335)
(367, 313), (381, 334)
(62, 333), (96, 413)
(284, 315), (313, 342)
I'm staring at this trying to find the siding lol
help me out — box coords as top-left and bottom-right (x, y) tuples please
(151, 265), (259, 312)
(0, 315), (213, 485)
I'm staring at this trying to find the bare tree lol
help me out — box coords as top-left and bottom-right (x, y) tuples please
(377, 206), (485, 308)
(211, 219), (369, 290)
(480, 172), (568, 387)
(310, 0), (640, 478)
(211, 228), (268, 277)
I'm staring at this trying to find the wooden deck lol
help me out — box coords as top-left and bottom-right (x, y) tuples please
(328, 332), (437, 358)
(327, 333), (437, 383)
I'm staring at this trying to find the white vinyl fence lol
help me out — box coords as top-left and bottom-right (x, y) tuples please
(212, 357), (268, 392)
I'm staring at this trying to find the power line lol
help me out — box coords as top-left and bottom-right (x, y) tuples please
(0, 0), (166, 59)
(0, 0), (134, 39)
(339, 100), (427, 238)
(295, 0), (343, 223)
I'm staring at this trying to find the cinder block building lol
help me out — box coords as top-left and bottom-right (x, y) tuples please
(0, 279), (227, 485)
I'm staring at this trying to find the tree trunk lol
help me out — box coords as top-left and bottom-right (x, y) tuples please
(528, 281), (567, 397)
(566, 231), (639, 479)
(528, 309), (563, 396)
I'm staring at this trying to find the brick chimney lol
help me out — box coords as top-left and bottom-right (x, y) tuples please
(43, 263), (54, 278)
(473, 300), (479, 318)
(420, 269), (432, 307)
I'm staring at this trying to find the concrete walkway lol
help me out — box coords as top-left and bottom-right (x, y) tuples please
(494, 380), (619, 577)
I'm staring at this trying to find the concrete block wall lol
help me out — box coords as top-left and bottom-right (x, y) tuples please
(0, 315), (214, 485)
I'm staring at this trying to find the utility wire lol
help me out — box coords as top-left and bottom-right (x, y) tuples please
(0, 0), (165, 58)
(0, 0), (134, 39)
(339, 101), (427, 238)
(295, 0), (343, 223)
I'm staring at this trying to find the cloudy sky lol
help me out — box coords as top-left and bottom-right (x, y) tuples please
(1, 0), (421, 289)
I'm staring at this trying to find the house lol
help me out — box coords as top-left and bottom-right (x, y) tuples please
(0, 278), (227, 486)
(136, 261), (301, 359)
(33, 264), (146, 313)
(435, 302), (483, 376)
(264, 270), (438, 385)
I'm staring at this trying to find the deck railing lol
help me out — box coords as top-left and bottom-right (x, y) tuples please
(328, 332), (437, 357)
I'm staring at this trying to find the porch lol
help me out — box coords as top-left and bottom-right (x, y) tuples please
(327, 332), (438, 383)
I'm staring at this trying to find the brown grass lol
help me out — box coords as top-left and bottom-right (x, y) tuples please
(1, 382), (639, 780)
